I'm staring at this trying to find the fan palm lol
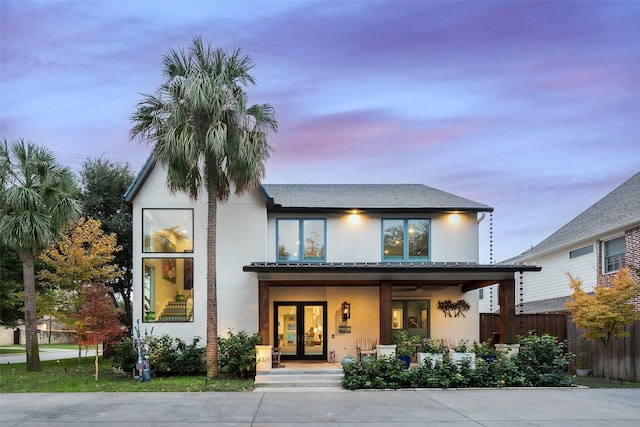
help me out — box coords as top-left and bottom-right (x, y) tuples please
(0, 139), (81, 371)
(130, 37), (277, 377)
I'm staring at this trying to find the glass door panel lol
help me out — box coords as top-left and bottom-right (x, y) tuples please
(275, 302), (326, 360)
(303, 305), (323, 356)
(276, 305), (297, 356)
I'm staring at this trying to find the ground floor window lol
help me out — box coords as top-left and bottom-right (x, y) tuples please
(143, 258), (193, 322)
(392, 300), (430, 338)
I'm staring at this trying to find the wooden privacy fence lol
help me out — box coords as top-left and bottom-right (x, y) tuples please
(480, 313), (640, 382)
(567, 319), (639, 382)
(479, 313), (568, 344)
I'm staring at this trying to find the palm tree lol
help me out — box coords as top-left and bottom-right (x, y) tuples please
(130, 37), (277, 377)
(0, 139), (81, 371)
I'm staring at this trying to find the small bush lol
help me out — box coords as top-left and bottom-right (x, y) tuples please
(515, 332), (573, 386)
(217, 329), (261, 378)
(111, 337), (137, 372)
(111, 334), (206, 376)
(342, 356), (409, 390)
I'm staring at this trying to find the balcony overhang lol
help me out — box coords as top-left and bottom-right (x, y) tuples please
(243, 262), (541, 292)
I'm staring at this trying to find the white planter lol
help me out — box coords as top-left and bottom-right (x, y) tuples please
(418, 352), (443, 368)
(377, 344), (396, 359)
(576, 368), (590, 377)
(451, 351), (476, 369)
(495, 344), (520, 358)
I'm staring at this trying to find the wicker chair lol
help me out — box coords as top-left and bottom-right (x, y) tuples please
(356, 338), (377, 361)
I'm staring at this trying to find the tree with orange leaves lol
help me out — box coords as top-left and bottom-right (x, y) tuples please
(565, 268), (640, 380)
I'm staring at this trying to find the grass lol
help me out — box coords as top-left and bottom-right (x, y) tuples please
(570, 374), (640, 389)
(0, 356), (254, 393)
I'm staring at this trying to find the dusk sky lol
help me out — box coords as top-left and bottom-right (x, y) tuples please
(2, 1), (639, 263)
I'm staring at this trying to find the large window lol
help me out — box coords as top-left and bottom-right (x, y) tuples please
(383, 219), (430, 261)
(142, 209), (194, 322)
(143, 258), (193, 322)
(277, 219), (326, 262)
(143, 209), (193, 253)
(392, 300), (430, 338)
(603, 236), (624, 273)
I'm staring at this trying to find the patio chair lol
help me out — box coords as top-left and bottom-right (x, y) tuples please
(356, 338), (377, 361)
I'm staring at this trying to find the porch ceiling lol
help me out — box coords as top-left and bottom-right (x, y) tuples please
(243, 262), (541, 292)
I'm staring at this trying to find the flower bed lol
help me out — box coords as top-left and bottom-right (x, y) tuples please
(342, 333), (573, 390)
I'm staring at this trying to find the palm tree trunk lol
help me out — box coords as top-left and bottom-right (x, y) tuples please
(206, 171), (219, 378)
(20, 251), (41, 371)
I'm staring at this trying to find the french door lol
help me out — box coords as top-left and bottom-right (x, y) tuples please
(274, 302), (327, 360)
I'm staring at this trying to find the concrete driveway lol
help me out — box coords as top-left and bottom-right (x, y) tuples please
(1, 388), (639, 426)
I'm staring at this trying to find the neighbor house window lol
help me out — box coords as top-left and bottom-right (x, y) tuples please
(603, 237), (624, 273)
(570, 244), (593, 259)
(143, 258), (193, 322)
(143, 209), (193, 253)
(277, 219), (326, 262)
(383, 219), (430, 261)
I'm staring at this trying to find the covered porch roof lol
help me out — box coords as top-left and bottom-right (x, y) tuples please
(245, 262), (541, 346)
(243, 261), (541, 292)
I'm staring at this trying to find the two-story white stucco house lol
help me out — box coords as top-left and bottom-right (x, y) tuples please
(485, 171), (640, 315)
(124, 157), (539, 362)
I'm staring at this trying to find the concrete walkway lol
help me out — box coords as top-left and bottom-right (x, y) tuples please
(0, 347), (96, 364)
(2, 388), (640, 426)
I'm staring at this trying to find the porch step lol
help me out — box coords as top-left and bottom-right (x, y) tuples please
(254, 364), (344, 391)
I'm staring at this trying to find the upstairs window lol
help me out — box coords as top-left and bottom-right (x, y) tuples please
(383, 219), (430, 261)
(277, 219), (326, 262)
(143, 209), (193, 253)
(603, 236), (624, 273)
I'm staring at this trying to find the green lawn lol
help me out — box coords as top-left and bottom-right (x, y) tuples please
(570, 374), (640, 389)
(0, 356), (253, 392)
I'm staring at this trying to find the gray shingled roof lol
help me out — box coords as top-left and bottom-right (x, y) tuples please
(506, 172), (640, 262)
(261, 184), (492, 211)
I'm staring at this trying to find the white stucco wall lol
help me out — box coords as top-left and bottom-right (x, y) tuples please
(131, 164), (266, 341)
(266, 211), (480, 263)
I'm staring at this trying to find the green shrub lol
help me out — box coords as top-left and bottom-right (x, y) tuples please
(112, 334), (206, 376)
(217, 329), (261, 378)
(342, 355), (409, 390)
(515, 332), (573, 386)
(342, 333), (574, 390)
(174, 337), (206, 375)
(111, 337), (137, 372)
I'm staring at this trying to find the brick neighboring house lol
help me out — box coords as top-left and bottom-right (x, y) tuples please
(485, 172), (640, 314)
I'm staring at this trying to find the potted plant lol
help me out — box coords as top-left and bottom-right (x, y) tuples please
(393, 330), (420, 368)
(575, 339), (592, 376)
(451, 339), (475, 369)
(417, 338), (447, 367)
(473, 340), (497, 363)
(175, 292), (186, 302)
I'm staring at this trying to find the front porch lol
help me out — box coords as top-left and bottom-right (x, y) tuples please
(244, 262), (541, 362)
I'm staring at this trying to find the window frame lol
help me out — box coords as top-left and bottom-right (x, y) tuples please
(142, 208), (194, 253)
(569, 244), (593, 259)
(382, 218), (431, 262)
(276, 218), (327, 262)
(602, 236), (625, 274)
(142, 257), (194, 323)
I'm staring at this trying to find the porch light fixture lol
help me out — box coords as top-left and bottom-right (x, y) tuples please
(341, 301), (351, 321)
(348, 209), (361, 224)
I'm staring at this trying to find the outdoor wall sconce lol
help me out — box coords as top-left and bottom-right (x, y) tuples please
(341, 301), (351, 321)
